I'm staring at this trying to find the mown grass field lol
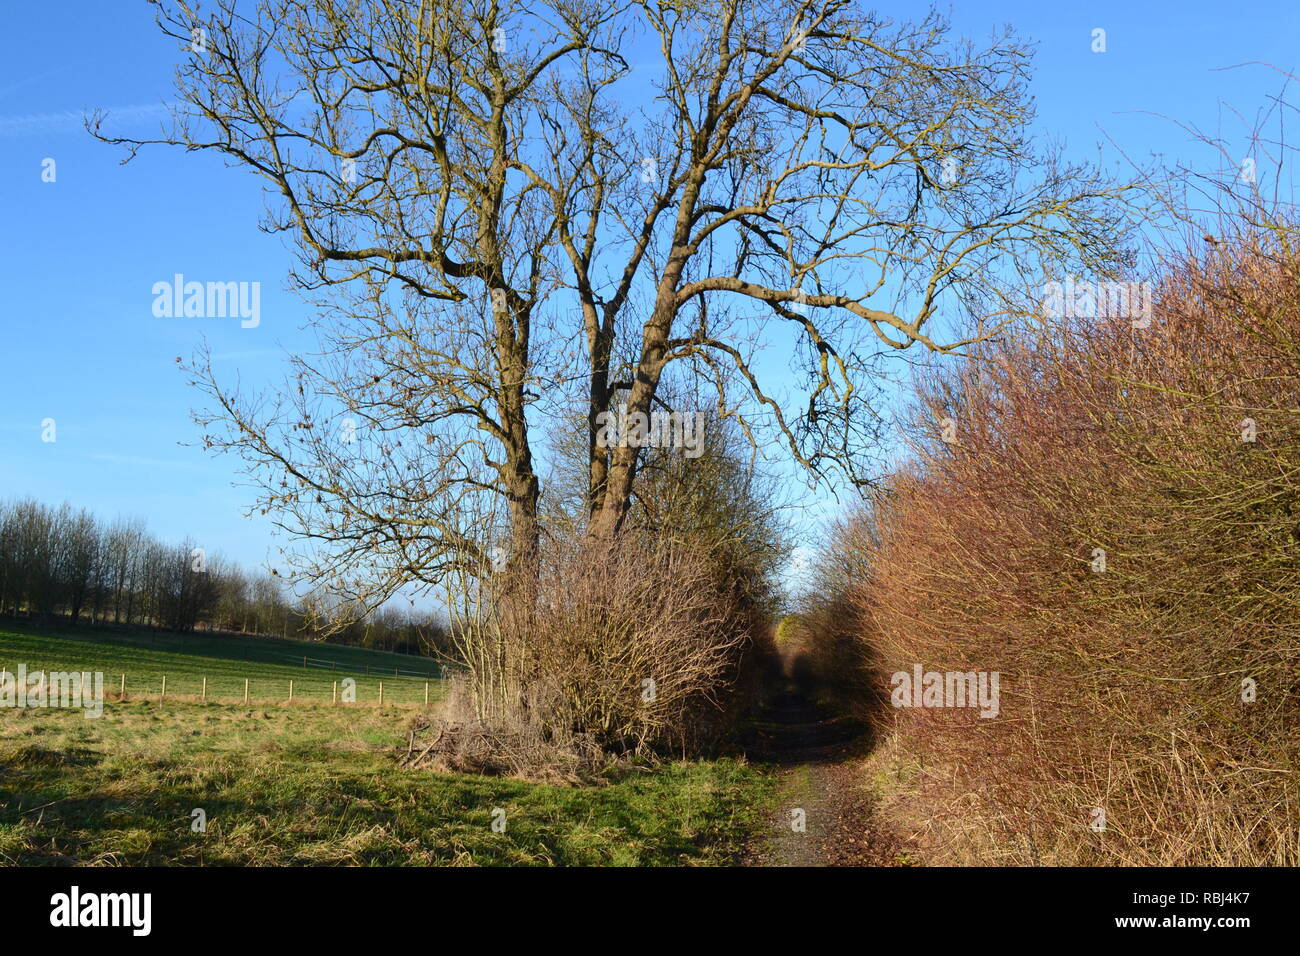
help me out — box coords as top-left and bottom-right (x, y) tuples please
(0, 624), (442, 707)
(0, 626), (776, 866)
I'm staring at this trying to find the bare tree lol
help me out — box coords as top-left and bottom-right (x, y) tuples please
(97, 0), (1137, 608)
(96, 0), (626, 607)
(103, 516), (149, 627)
(62, 508), (101, 625)
(543, 0), (1141, 536)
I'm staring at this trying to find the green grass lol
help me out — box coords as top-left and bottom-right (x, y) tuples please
(0, 623), (442, 707)
(0, 699), (775, 866)
(0, 623), (776, 865)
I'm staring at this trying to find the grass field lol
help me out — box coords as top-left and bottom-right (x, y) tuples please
(0, 625), (776, 866)
(0, 623), (443, 707)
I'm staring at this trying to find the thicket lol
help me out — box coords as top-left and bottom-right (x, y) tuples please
(826, 223), (1300, 864)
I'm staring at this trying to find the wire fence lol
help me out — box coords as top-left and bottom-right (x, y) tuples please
(272, 652), (446, 680)
(1, 666), (445, 709)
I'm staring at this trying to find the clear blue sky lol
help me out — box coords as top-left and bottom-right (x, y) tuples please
(1, 1), (1296, 578)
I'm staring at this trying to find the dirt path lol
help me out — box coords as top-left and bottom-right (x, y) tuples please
(746, 680), (904, 866)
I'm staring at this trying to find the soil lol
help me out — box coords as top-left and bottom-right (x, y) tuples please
(745, 678), (911, 867)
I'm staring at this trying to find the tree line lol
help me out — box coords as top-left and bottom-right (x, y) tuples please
(0, 497), (448, 656)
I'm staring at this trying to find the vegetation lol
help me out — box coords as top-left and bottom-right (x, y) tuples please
(435, 415), (788, 769)
(31, 0), (1283, 872)
(0, 696), (773, 866)
(819, 220), (1300, 865)
(94, 0), (1130, 600)
(0, 624), (441, 707)
(0, 497), (450, 656)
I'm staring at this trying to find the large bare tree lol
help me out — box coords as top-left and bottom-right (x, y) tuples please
(543, 0), (1138, 535)
(98, 0), (630, 608)
(98, 0), (1136, 610)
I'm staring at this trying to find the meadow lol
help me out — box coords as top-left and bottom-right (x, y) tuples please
(0, 625), (774, 866)
(0, 624), (443, 707)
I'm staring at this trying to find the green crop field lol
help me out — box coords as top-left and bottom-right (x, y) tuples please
(0, 624), (444, 707)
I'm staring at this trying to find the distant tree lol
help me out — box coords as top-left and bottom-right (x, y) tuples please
(63, 508), (100, 625)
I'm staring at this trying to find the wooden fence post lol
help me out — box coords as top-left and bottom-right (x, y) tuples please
(160, 675), (166, 704)
(332, 681), (338, 705)
(201, 677), (207, 702)
(244, 678), (249, 705)
(120, 673), (126, 700)
(424, 682), (429, 707)
(289, 680), (294, 701)
(378, 681), (383, 707)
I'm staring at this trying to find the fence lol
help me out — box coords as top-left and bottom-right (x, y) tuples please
(273, 652), (446, 680)
(0, 666), (445, 710)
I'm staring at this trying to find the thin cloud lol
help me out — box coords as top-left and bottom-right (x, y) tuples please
(0, 102), (171, 138)
(0, 70), (61, 102)
(210, 349), (284, 362)
(87, 452), (204, 472)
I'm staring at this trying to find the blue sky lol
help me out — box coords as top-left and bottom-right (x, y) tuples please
(1, 0), (1296, 581)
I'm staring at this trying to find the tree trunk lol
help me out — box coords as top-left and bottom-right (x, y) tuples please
(589, 251), (689, 538)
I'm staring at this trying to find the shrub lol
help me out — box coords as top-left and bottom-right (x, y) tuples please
(430, 532), (755, 777)
(841, 225), (1300, 865)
